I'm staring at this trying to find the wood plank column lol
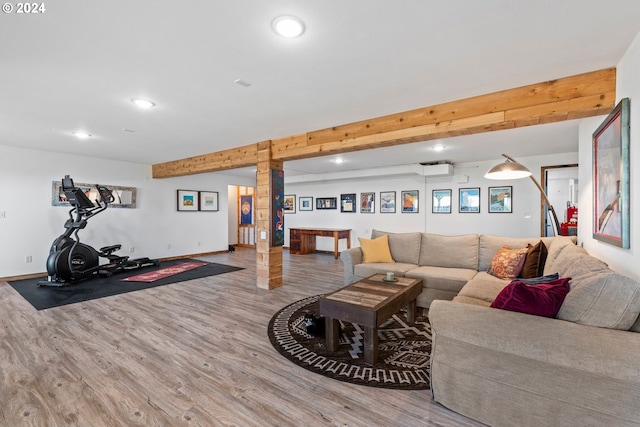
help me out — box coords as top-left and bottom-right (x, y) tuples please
(255, 141), (283, 289)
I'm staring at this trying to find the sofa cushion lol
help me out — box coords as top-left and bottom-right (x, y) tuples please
(557, 272), (640, 330)
(553, 246), (610, 279)
(520, 240), (548, 279)
(491, 277), (571, 318)
(419, 233), (479, 269)
(354, 262), (417, 278)
(456, 272), (508, 304)
(478, 235), (554, 271)
(371, 230), (421, 265)
(543, 236), (581, 276)
(405, 266), (477, 293)
(358, 235), (394, 263)
(487, 246), (528, 279)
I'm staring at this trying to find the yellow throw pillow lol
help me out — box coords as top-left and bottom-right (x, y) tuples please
(358, 235), (395, 263)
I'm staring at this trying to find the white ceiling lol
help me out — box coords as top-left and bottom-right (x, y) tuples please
(2, 1), (640, 178)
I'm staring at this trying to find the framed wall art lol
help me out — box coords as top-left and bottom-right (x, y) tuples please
(360, 192), (375, 213)
(488, 186), (512, 213)
(316, 197), (337, 210)
(401, 190), (419, 213)
(380, 191), (396, 213)
(177, 190), (199, 211)
(340, 193), (357, 212)
(459, 187), (480, 213)
(593, 97), (630, 248)
(199, 191), (219, 211)
(432, 189), (451, 214)
(52, 181), (137, 208)
(299, 196), (313, 211)
(284, 194), (296, 213)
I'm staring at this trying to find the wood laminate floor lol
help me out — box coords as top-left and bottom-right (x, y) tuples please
(0, 248), (484, 427)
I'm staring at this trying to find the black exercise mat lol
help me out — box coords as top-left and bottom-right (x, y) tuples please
(8, 259), (243, 310)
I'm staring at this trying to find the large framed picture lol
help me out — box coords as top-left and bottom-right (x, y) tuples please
(360, 192), (375, 213)
(459, 188), (480, 213)
(199, 191), (219, 211)
(340, 193), (357, 212)
(299, 196), (313, 211)
(593, 97), (630, 248)
(284, 194), (296, 213)
(401, 190), (419, 213)
(380, 191), (396, 213)
(177, 190), (199, 211)
(432, 189), (451, 214)
(488, 186), (512, 213)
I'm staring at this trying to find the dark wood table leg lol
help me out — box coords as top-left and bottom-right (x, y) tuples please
(407, 299), (416, 325)
(363, 326), (378, 366)
(325, 317), (339, 352)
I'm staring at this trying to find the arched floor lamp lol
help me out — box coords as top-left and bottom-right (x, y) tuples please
(484, 154), (560, 236)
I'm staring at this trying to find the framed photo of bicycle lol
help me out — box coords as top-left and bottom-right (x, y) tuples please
(593, 97), (630, 248)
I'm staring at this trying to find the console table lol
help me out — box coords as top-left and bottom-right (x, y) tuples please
(289, 227), (351, 259)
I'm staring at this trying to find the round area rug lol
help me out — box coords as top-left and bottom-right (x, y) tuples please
(267, 294), (432, 390)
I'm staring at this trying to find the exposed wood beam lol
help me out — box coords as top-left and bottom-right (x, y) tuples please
(152, 68), (615, 178)
(152, 143), (258, 178)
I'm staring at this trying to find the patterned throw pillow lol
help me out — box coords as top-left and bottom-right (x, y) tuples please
(487, 245), (529, 280)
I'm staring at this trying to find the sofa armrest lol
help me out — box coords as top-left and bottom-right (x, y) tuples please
(340, 247), (363, 285)
(429, 300), (640, 381)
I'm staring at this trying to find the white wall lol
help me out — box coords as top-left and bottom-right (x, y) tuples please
(577, 30), (640, 281)
(0, 145), (254, 277)
(284, 152), (578, 252)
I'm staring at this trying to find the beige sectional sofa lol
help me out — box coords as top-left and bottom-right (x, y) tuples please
(341, 230), (640, 426)
(340, 229), (568, 309)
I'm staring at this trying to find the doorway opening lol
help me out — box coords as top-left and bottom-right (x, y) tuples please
(228, 185), (256, 248)
(541, 164), (579, 237)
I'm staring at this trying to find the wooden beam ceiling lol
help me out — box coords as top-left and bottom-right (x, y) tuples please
(152, 68), (615, 178)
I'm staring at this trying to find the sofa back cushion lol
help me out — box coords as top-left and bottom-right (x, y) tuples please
(370, 230), (421, 265)
(419, 233), (479, 269)
(479, 235), (555, 272)
(558, 272), (640, 330)
(543, 236), (581, 276)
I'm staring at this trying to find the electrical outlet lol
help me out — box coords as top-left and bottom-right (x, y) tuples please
(25, 255), (32, 263)
(197, 241), (201, 246)
(130, 247), (135, 253)
(166, 244), (171, 249)
(0, 211), (5, 218)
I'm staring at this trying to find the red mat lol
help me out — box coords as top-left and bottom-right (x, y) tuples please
(121, 261), (207, 283)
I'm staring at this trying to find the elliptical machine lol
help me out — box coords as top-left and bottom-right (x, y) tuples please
(38, 175), (159, 287)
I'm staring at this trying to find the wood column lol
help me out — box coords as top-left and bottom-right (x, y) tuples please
(255, 141), (283, 289)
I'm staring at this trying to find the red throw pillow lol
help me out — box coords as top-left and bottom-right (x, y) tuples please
(490, 277), (571, 318)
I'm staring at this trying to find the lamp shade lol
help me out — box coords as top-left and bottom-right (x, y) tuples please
(484, 155), (532, 180)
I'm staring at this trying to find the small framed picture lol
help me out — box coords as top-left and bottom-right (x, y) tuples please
(299, 196), (313, 211)
(284, 195), (296, 213)
(199, 191), (219, 211)
(316, 197), (337, 210)
(360, 192), (375, 213)
(401, 190), (419, 213)
(459, 187), (480, 213)
(488, 186), (513, 213)
(380, 191), (396, 213)
(432, 189), (452, 214)
(340, 193), (357, 212)
(177, 190), (199, 211)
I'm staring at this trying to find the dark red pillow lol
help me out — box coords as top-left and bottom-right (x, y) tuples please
(490, 277), (571, 318)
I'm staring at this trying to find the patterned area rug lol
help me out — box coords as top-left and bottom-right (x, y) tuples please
(267, 294), (432, 390)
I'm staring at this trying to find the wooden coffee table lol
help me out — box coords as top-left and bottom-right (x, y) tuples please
(318, 274), (423, 366)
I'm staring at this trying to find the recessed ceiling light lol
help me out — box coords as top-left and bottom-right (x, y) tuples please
(72, 131), (91, 139)
(131, 98), (156, 109)
(433, 144), (446, 152)
(272, 15), (305, 38)
(334, 157), (345, 164)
